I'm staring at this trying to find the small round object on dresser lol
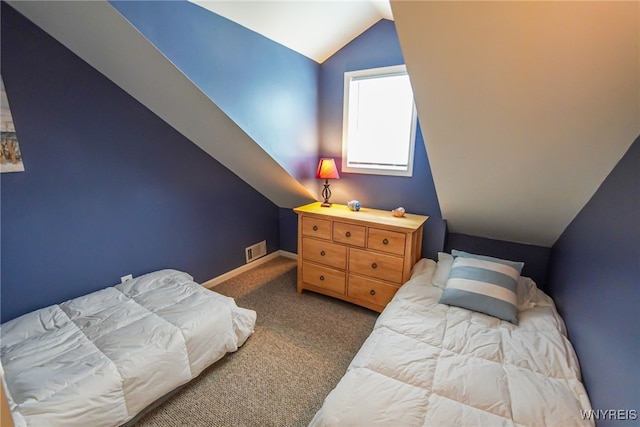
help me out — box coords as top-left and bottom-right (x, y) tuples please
(392, 207), (406, 217)
(347, 200), (361, 211)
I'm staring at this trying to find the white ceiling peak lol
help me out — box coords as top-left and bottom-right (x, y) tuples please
(190, 0), (393, 63)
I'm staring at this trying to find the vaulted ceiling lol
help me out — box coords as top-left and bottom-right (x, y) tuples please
(392, 1), (639, 245)
(7, 0), (639, 247)
(190, 0), (393, 63)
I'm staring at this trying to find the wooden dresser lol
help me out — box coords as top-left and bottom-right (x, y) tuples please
(294, 202), (428, 312)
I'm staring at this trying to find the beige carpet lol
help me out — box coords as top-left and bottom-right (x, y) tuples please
(135, 256), (379, 426)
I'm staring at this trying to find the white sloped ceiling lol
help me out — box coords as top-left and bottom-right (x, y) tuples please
(392, 0), (639, 246)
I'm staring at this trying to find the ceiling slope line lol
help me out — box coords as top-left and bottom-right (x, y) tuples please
(7, 0), (316, 209)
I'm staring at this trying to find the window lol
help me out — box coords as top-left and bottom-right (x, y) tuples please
(342, 65), (417, 177)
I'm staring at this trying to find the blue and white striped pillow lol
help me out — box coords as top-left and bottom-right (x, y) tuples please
(438, 250), (524, 324)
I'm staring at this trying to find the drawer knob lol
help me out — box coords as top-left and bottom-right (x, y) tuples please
(320, 275), (325, 281)
(345, 231), (351, 238)
(371, 262), (378, 269)
(383, 238), (389, 245)
(370, 289), (376, 296)
(320, 250), (326, 256)
(313, 225), (318, 231)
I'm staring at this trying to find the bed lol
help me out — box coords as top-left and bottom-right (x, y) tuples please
(310, 252), (594, 427)
(0, 269), (256, 427)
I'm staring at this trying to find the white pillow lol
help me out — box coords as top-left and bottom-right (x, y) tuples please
(516, 276), (538, 311)
(431, 252), (453, 289)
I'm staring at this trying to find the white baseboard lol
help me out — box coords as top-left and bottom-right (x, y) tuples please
(202, 250), (298, 289)
(278, 250), (297, 260)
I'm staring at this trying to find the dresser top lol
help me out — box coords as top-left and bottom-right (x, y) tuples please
(294, 202), (428, 231)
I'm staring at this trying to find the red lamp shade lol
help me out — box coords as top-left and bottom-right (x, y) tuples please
(315, 158), (340, 180)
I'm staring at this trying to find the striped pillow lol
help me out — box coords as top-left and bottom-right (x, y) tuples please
(439, 250), (524, 324)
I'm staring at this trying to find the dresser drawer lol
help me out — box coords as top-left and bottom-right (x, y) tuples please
(332, 221), (366, 247)
(368, 228), (406, 256)
(303, 263), (345, 294)
(302, 216), (332, 240)
(348, 274), (399, 307)
(349, 248), (404, 283)
(302, 238), (347, 269)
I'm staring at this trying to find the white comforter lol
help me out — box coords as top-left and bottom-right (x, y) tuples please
(1, 269), (256, 427)
(310, 259), (593, 427)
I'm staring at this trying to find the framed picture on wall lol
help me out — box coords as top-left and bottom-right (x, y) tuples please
(1, 75), (25, 173)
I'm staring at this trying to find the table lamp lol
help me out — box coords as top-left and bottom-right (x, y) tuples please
(316, 158), (340, 207)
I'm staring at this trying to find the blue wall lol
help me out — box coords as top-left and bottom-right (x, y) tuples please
(547, 137), (639, 425)
(0, 3), (279, 322)
(110, 0), (320, 182)
(319, 19), (446, 259)
(278, 208), (299, 254)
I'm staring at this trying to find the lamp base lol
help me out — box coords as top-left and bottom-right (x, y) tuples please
(320, 180), (332, 207)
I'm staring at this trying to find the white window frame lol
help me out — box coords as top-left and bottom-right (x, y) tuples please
(341, 64), (417, 177)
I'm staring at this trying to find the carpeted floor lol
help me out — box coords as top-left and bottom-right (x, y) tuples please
(135, 256), (379, 426)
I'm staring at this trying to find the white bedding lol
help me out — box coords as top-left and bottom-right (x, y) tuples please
(310, 259), (593, 427)
(0, 269), (256, 427)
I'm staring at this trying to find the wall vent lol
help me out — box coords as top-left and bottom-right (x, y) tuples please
(245, 240), (267, 263)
